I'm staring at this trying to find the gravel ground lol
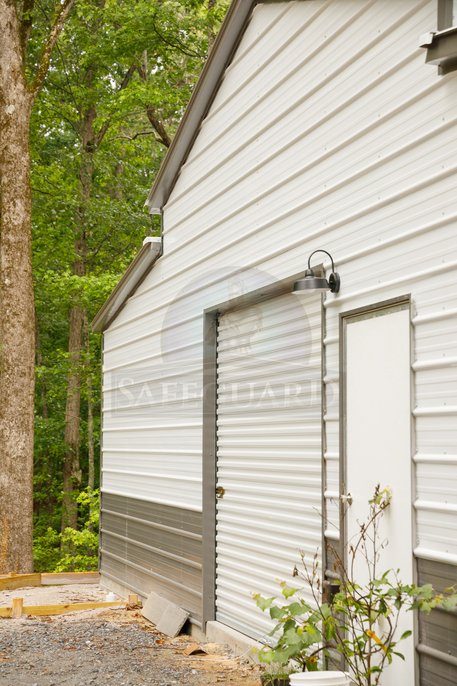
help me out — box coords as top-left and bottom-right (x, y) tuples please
(0, 607), (261, 686)
(0, 583), (112, 607)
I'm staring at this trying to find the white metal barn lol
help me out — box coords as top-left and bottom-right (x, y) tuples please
(93, 1), (457, 684)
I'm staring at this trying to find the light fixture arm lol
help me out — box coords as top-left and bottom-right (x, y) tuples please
(292, 247), (341, 295)
(307, 249), (336, 274)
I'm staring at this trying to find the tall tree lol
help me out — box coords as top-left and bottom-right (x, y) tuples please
(0, 0), (76, 573)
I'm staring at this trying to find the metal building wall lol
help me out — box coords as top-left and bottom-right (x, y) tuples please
(101, 0), (457, 661)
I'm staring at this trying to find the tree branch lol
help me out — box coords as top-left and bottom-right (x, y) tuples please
(94, 63), (137, 147)
(20, 0), (35, 54)
(146, 105), (171, 148)
(30, 0), (76, 98)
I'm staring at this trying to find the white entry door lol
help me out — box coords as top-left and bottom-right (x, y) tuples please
(343, 301), (414, 686)
(215, 292), (322, 640)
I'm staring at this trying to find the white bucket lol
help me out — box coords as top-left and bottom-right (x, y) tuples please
(289, 672), (352, 686)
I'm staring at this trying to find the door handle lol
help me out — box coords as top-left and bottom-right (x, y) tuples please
(216, 486), (225, 500)
(340, 493), (353, 506)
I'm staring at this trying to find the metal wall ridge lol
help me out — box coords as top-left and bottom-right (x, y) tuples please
(325, 256), (457, 308)
(101, 507), (202, 540)
(103, 395), (204, 414)
(103, 448), (201, 456)
(100, 529), (203, 570)
(195, 2), (322, 132)
(413, 406), (457, 416)
(166, 99), (451, 239)
(413, 356), (457, 371)
(103, 422), (201, 432)
(414, 499), (457, 514)
(100, 549), (203, 598)
(412, 306), (457, 325)
(102, 469), (201, 483)
(103, 311), (201, 354)
(417, 643), (457, 668)
(103, 366), (200, 393)
(413, 453), (457, 464)
(415, 547), (457, 566)
(100, 489), (203, 513)
(165, 0), (423, 215)
(103, 339), (200, 373)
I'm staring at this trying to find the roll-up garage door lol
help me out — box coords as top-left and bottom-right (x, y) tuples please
(215, 292), (322, 640)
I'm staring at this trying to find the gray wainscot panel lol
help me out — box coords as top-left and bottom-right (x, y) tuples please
(417, 558), (457, 686)
(100, 493), (203, 619)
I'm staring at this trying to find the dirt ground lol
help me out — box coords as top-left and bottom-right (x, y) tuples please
(0, 585), (261, 686)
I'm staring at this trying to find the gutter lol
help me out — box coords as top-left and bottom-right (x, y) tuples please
(91, 236), (162, 333)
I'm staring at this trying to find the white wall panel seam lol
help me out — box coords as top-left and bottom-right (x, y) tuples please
(415, 500), (457, 514)
(103, 423), (201, 431)
(103, 448), (201, 455)
(103, 312), (202, 354)
(101, 488), (203, 513)
(103, 366), (201, 393)
(414, 406), (457, 416)
(325, 256), (457, 309)
(413, 357), (457, 371)
(414, 454), (457, 464)
(412, 308), (457, 324)
(102, 469), (201, 482)
(103, 340), (201, 373)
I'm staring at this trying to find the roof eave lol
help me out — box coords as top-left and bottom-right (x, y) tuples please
(146, 0), (259, 213)
(92, 237), (162, 333)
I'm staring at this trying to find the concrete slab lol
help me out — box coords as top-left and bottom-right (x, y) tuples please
(206, 620), (261, 660)
(141, 592), (189, 637)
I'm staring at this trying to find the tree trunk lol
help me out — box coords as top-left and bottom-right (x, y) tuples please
(0, 3), (35, 573)
(61, 103), (94, 532)
(61, 302), (85, 531)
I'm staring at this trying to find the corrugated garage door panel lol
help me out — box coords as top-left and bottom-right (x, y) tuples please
(215, 292), (322, 640)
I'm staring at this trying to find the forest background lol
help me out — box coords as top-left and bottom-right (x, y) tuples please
(30, 0), (228, 572)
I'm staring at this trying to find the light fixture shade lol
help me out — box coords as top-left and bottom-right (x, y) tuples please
(293, 274), (330, 293)
(292, 250), (341, 295)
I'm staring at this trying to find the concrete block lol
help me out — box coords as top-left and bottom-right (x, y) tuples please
(142, 592), (189, 637)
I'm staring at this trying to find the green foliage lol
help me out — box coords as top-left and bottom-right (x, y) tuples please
(253, 579), (323, 671)
(34, 490), (100, 572)
(254, 487), (457, 685)
(31, 0), (229, 570)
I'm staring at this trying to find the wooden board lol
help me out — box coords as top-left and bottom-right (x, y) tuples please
(0, 600), (125, 618)
(41, 572), (100, 585)
(0, 574), (41, 591)
(0, 571), (99, 590)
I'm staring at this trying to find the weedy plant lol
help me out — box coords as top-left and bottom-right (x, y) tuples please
(254, 485), (457, 685)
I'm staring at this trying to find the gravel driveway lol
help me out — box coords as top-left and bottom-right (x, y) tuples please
(0, 608), (261, 685)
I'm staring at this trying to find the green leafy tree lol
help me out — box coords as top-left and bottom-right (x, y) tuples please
(31, 0), (229, 567)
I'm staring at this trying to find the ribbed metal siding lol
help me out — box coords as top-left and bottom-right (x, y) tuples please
(100, 493), (203, 617)
(215, 292), (322, 640)
(101, 1), (457, 653)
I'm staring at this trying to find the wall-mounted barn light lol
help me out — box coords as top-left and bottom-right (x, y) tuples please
(292, 249), (340, 294)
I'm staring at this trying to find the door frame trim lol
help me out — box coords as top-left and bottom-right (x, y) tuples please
(338, 293), (418, 683)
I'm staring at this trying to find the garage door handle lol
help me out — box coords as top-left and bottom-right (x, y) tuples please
(216, 486), (225, 500)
